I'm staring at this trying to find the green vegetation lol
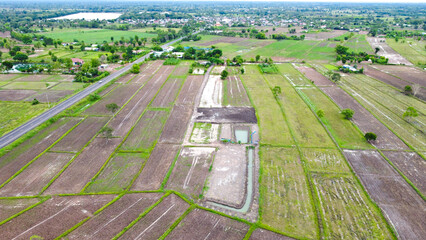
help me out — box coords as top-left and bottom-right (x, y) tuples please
(164, 58), (180, 65)
(365, 132), (377, 141)
(387, 38), (426, 66)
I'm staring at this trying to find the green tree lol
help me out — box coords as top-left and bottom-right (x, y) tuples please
(272, 86), (281, 97)
(364, 132), (377, 142)
(88, 93), (100, 101)
(240, 68), (245, 74)
(100, 126), (113, 139)
(106, 103), (119, 113)
(404, 85), (412, 95)
(317, 109), (325, 118)
(255, 55), (261, 62)
(403, 107), (418, 119)
(1, 60), (13, 70)
(341, 109), (354, 120)
(220, 70), (229, 80)
(335, 45), (349, 55)
(375, 47), (380, 54)
(90, 58), (101, 68)
(13, 52), (28, 61)
(331, 73), (341, 83)
(32, 98), (39, 105)
(130, 64), (140, 74)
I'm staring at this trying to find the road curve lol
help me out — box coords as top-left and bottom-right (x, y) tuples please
(0, 35), (191, 149)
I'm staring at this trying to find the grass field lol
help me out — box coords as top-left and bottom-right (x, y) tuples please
(1, 82), (58, 90)
(0, 102), (48, 136)
(51, 82), (85, 91)
(41, 28), (157, 44)
(244, 40), (335, 61)
(343, 34), (373, 53)
(240, 65), (293, 146)
(340, 74), (426, 151)
(387, 38), (426, 66)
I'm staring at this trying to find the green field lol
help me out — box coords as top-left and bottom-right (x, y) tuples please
(42, 28), (157, 44)
(240, 65), (293, 146)
(0, 102), (49, 137)
(1, 82), (59, 90)
(51, 82), (85, 91)
(343, 34), (373, 53)
(387, 38), (426, 66)
(31, 49), (109, 62)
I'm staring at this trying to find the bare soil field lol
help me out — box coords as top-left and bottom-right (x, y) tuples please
(130, 61), (168, 84)
(166, 147), (215, 199)
(43, 137), (122, 195)
(205, 145), (247, 208)
(0, 198), (40, 222)
(121, 110), (168, 151)
(249, 228), (295, 240)
(172, 66), (189, 76)
(116, 73), (136, 83)
(199, 75), (222, 107)
(0, 195), (114, 239)
(373, 65), (426, 87)
(196, 107), (257, 123)
(131, 144), (180, 191)
(364, 66), (426, 100)
(382, 151), (426, 195)
(158, 105), (192, 144)
(295, 65), (334, 86)
(225, 76), (251, 107)
(66, 193), (162, 239)
(175, 75), (204, 106)
(15, 74), (51, 82)
(84, 152), (148, 193)
(150, 78), (183, 108)
(51, 116), (108, 152)
(321, 86), (408, 150)
(0, 89), (37, 101)
(0, 117), (80, 185)
(0, 31), (11, 38)
(343, 150), (426, 239)
(26, 90), (74, 102)
(367, 37), (412, 65)
(0, 152), (74, 196)
(0, 74), (18, 81)
(98, 83), (118, 97)
(118, 193), (189, 240)
(199, 37), (249, 46)
(166, 208), (249, 239)
(108, 66), (174, 137)
(84, 84), (140, 115)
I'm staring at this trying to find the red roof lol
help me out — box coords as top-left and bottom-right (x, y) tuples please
(71, 58), (84, 63)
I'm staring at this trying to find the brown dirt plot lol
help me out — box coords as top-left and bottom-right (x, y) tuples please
(374, 65), (426, 87)
(0, 89), (37, 101)
(172, 66), (189, 76)
(116, 73), (135, 83)
(249, 229), (296, 240)
(25, 90), (74, 102)
(226, 76), (251, 107)
(0, 74), (17, 81)
(150, 78), (183, 108)
(382, 151), (426, 195)
(196, 107), (257, 124)
(84, 84), (140, 115)
(295, 65), (334, 86)
(166, 147), (215, 199)
(66, 193), (163, 239)
(175, 75), (204, 106)
(121, 110), (169, 151)
(0, 152), (74, 197)
(43, 137), (122, 195)
(0, 198), (40, 223)
(118, 194), (189, 240)
(158, 105), (193, 144)
(0, 117), (81, 185)
(166, 208), (249, 240)
(343, 150), (426, 240)
(131, 144), (180, 191)
(0, 195), (114, 240)
(321, 86), (408, 150)
(51, 116), (109, 152)
(130, 61), (165, 84)
(15, 74), (51, 82)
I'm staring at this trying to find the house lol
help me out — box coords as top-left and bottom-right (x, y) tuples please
(153, 51), (164, 57)
(99, 64), (109, 70)
(162, 46), (174, 52)
(343, 65), (357, 72)
(71, 58), (84, 66)
(172, 52), (184, 58)
(84, 47), (99, 51)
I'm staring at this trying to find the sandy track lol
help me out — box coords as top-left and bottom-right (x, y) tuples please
(0, 117), (81, 185)
(43, 137), (122, 195)
(66, 193), (162, 239)
(367, 37), (412, 65)
(199, 75), (222, 108)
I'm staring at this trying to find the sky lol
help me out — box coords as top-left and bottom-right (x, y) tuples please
(157, 0), (426, 2)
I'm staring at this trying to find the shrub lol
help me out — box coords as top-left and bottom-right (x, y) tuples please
(32, 98), (40, 105)
(341, 109), (354, 120)
(106, 103), (119, 113)
(364, 132), (377, 141)
(88, 93), (101, 101)
(272, 86), (281, 97)
(403, 107), (418, 118)
(220, 70), (229, 80)
(317, 109), (325, 118)
(164, 58), (180, 65)
(130, 64), (140, 74)
(404, 85), (412, 95)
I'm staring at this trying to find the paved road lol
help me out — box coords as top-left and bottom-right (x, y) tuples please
(0, 34), (195, 149)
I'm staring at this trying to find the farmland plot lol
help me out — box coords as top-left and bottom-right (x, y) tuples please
(0, 117), (81, 185)
(367, 37), (412, 65)
(249, 228), (295, 240)
(121, 110), (169, 151)
(312, 174), (393, 239)
(171, 65), (189, 76)
(166, 147), (215, 199)
(43, 137), (122, 195)
(189, 123), (219, 144)
(340, 74), (426, 151)
(276, 64), (312, 87)
(166, 208), (249, 239)
(196, 107), (257, 123)
(2, 81), (58, 90)
(131, 144), (180, 191)
(175, 75), (204, 106)
(66, 193), (163, 239)
(373, 65), (425, 87)
(321, 86), (408, 150)
(0, 152), (74, 196)
(294, 65), (334, 86)
(240, 66), (293, 146)
(51, 116), (109, 152)
(25, 90), (74, 102)
(84, 84), (140, 115)
(0, 195), (114, 239)
(0, 89), (37, 101)
(223, 75), (251, 107)
(199, 75), (222, 108)
(0, 198), (41, 222)
(259, 147), (317, 239)
(158, 105), (193, 144)
(150, 78), (183, 108)
(118, 194), (189, 240)
(302, 148), (350, 173)
(116, 73), (136, 83)
(130, 61), (164, 84)
(382, 151), (426, 195)
(84, 152), (149, 193)
(343, 150), (426, 239)
(298, 88), (371, 149)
